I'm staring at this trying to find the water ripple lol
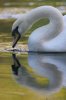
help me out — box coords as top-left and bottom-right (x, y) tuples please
(0, 7), (30, 19)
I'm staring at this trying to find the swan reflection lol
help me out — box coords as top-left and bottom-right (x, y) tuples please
(11, 53), (66, 94)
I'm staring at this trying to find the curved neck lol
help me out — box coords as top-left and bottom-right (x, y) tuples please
(27, 6), (64, 40)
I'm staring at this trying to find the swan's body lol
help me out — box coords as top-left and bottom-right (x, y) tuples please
(12, 6), (65, 52)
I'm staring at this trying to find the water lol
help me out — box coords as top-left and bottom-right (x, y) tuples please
(0, 52), (66, 100)
(0, 0), (66, 100)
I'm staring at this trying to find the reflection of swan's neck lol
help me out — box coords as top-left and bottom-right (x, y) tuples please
(28, 54), (63, 94)
(27, 6), (64, 41)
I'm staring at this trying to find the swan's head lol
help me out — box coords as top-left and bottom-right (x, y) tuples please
(12, 14), (29, 48)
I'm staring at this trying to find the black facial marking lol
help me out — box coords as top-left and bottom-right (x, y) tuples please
(12, 26), (19, 36)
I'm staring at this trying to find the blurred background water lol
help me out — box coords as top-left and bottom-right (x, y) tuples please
(0, 0), (66, 100)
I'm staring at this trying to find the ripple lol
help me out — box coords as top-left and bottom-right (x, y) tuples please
(0, 42), (28, 53)
(4, 2), (35, 7)
(0, 7), (30, 19)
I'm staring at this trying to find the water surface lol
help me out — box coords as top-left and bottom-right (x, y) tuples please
(0, 52), (66, 100)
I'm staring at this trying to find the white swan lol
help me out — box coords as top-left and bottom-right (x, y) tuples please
(12, 6), (65, 52)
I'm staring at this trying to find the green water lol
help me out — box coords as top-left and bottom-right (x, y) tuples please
(0, 0), (66, 100)
(0, 52), (66, 100)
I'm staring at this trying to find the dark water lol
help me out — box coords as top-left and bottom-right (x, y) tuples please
(0, 0), (66, 100)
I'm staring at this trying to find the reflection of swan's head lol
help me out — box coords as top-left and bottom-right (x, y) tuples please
(11, 53), (64, 95)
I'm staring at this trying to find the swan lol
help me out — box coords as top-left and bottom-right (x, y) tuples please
(12, 6), (65, 52)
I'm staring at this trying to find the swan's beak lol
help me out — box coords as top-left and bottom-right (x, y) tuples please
(12, 27), (21, 48)
(12, 33), (21, 48)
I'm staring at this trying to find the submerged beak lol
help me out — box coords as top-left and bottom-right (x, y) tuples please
(12, 27), (21, 48)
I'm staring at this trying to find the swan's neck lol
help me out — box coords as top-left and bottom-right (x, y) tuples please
(27, 6), (64, 41)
